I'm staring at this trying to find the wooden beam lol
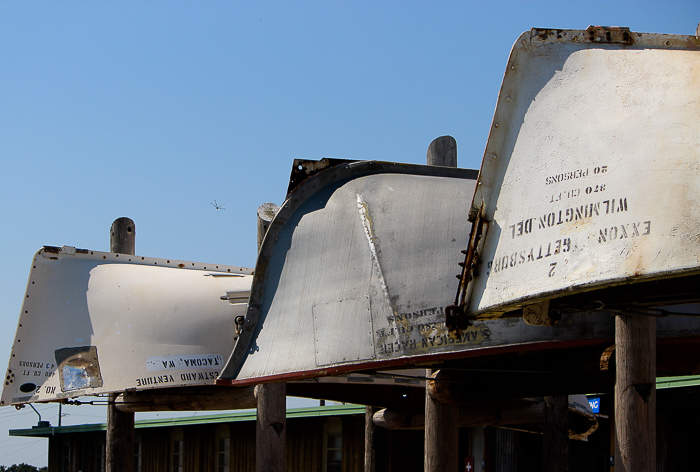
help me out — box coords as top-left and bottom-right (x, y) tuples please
(114, 386), (257, 412)
(106, 217), (135, 472)
(375, 399), (544, 430)
(420, 353), (613, 404)
(374, 397), (597, 443)
(614, 313), (656, 471)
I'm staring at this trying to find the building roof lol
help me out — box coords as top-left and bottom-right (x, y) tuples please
(656, 375), (700, 390)
(11, 375), (700, 438)
(10, 404), (366, 438)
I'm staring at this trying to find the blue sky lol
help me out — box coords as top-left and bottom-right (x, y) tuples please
(1, 1), (698, 467)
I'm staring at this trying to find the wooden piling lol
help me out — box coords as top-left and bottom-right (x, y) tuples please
(427, 135), (457, 168)
(543, 395), (569, 472)
(256, 382), (287, 472)
(106, 217), (136, 472)
(365, 406), (377, 472)
(614, 313), (656, 471)
(255, 203), (286, 472)
(425, 369), (459, 471)
(425, 136), (459, 471)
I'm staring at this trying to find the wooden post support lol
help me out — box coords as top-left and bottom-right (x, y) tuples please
(543, 395), (569, 472)
(374, 398), (549, 430)
(257, 202), (279, 250)
(425, 369), (459, 471)
(425, 136), (459, 472)
(106, 217), (135, 472)
(365, 406), (377, 472)
(256, 382), (287, 472)
(470, 426), (485, 472)
(614, 313), (656, 471)
(255, 203), (286, 472)
(115, 386), (257, 412)
(427, 136), (457, 168)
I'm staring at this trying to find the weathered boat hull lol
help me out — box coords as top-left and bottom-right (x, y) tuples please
(217, 159), (700, 386)
(1, 246), (252, 406)
(219, 161), (480, 383)
(7, 27), (700, 403)
(456, 27), (700, 319)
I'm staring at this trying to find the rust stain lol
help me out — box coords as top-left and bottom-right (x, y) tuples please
(586, 26), (633, 45)
(533, 28), (565, 41)
(447, 204), (487, 337)
(600, 345), (615, 371)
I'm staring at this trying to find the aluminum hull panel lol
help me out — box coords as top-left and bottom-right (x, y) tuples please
(223, 165), (476, 382)
(217, 161), (699, 385)
(2, 247), (252, 405)
(462, 28), (700, 317)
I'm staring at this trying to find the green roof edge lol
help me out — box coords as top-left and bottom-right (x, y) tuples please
(655, 375), (700, 390)
(9, 404), (366, 438)
(12, 376), (700, 438)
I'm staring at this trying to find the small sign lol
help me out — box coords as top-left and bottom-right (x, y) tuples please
(465, 457), (474, 472)
(588, 396), (600, 413)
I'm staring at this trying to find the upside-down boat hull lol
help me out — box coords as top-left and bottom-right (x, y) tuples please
(1, 246), (252, 406)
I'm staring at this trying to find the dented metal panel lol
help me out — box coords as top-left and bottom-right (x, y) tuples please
(215, 161), (697, 385)
(458, 27), (700, 319)
(218, 28), (700, 384)
(218, 162), (479, 383)
(2, 247), (252, 405)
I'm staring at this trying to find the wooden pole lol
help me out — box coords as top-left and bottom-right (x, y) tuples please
(425, 369), (459, 471)
(427, 136), (457, 168)
(256, 382), (287, 472)
(614, 312), (656, 471)
(257, 202), (279, 250)
(470, 426), (485, 472)
(255, 203), (286, 472)
(365, 406), (377, 472)
(425, 136), (460, 472)
(106, 217), (135, 472)
(543, 395), (569, 472)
